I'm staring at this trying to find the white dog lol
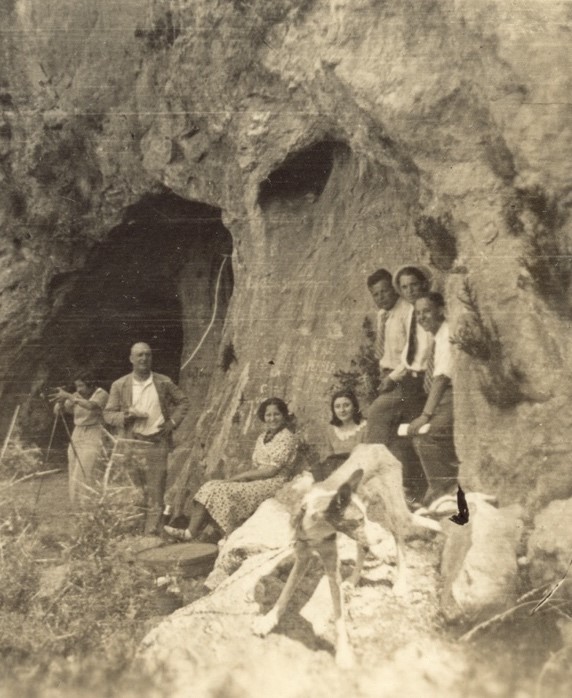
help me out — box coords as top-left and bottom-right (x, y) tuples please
(254, 444), (441, 667)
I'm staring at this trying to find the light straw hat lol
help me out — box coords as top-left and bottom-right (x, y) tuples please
(392, 263), (433, 294)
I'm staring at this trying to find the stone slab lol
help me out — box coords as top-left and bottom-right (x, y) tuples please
(136, 542), (218, 579)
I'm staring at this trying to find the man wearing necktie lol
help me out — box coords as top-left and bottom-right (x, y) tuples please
(365, 265), (433, 499)
(367, 268), (409, 380)
(408, 292), (458, 506)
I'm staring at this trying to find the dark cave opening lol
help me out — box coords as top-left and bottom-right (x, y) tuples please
(258, 140), (340, 205)
(23, 190), (234, 448)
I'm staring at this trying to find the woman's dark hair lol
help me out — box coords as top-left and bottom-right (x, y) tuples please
(74, 370), (98, 392)
(257, 397), (290, 423)
(329, 390), (363, 426)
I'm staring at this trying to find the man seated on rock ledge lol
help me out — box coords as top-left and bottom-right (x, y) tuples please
(364, 264), (433, 501)
(104, 342), (189, 536)
(407, 292), (459, 507)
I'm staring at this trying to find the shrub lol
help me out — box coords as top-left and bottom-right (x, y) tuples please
(331, 316), (380, 404)
(0, 490), (168, 696)
(505, 185), (572, 317)
(0, 429), (43, 480)
(451, 278), (527, 408)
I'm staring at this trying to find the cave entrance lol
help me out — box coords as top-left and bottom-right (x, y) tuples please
(25, 190), (233, 449)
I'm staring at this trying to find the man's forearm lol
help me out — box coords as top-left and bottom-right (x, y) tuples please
(422, 376), (450, 417)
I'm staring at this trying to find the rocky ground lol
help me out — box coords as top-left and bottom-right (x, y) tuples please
(139, 500), (571, 698)
(1, 469), (571, 697)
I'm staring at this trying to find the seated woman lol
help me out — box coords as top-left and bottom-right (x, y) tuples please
(314, 389), (367, 481)
(164, 397), (298, 542)
(50, 371), (109, 506)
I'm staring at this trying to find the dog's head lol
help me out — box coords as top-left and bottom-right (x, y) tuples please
(293, 468), (383, 550)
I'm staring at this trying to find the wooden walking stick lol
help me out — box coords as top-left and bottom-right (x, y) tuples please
(34, 410), (60, 509)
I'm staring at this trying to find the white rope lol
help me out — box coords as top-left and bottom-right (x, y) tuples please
(180, 254), (230, 371)
(0, 404), (20, 466)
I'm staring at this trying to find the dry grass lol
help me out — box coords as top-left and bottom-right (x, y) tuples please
(0, 470), (172, 698)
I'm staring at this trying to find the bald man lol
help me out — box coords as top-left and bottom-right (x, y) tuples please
(104, 343), (188, 535)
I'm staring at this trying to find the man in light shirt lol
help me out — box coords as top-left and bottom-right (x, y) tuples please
(408, 293), (458, 506)
(104, 343), (189, 535)
(365, 265), (433, 499)
(366, 268), (409, 380)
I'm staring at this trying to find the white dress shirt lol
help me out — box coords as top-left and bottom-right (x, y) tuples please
(433, 321), (452, 379)
(131, 373), (165, 436)
(378, 297), (410, 372)
(390, 304), (433, 381)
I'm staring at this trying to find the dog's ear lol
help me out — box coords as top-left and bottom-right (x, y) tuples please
(327, 482), (353, 515)
(326, 469), (364, 515)
(347, 468), (364, 491)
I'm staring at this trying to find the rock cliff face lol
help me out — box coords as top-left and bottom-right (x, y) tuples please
(1, 0), (571, 510)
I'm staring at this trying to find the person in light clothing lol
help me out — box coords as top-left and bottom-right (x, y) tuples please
(366, 268), (410, 387)
(314, 389), (367, 481)
(51, 371), (109, 507)
(104, 343), (188, 535)
(408, 293), (458, 506)
(365, 265), (433, 499)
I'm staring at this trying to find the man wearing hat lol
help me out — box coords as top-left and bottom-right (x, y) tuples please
(365, 264), (433, 498)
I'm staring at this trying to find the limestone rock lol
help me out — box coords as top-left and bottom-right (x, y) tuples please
(440, 496), (524, 623)
(139, 527), (468, 698)
(527, 498), (572, 601)
(1, 0), (572, 516)
(205, 497), (293, 590)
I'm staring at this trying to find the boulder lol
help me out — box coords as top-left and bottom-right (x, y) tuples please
(205, 473), (313, 590)
(205, 498), (293, 590)
(440, 495), (524, 623)
(527, 498), (572, 601)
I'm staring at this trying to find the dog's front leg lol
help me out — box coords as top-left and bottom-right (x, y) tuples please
(253, 543), (312, 637)
(317, 540), (355, 669)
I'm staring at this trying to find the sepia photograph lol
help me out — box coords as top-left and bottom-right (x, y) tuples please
(0, 1), (571, 696)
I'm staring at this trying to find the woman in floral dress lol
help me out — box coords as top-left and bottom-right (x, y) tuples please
(164, 397), (298, 541)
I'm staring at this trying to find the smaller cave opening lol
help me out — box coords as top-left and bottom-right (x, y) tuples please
(258, 140), (341, 205)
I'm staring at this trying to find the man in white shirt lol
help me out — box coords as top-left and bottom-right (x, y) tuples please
(365, 265), (433, 499)
(104, 343), (189, 535)
(408, 293), (458, 506)
(367, 268), (410, 379)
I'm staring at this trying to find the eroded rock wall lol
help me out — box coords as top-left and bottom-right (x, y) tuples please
(1, 0), (571, 510)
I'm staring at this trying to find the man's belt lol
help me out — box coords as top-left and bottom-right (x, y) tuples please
(132, 432), (164, 444)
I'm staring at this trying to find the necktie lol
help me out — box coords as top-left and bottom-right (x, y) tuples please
(406, 311), (417, 366)
(375, 310), (387, 361)
(424, 340), (435, 394)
